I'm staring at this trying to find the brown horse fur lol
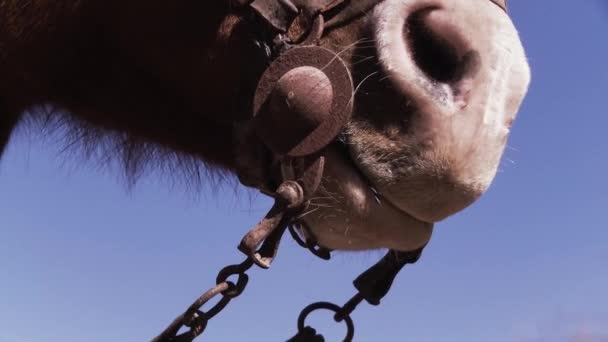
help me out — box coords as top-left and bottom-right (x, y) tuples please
(0, 0), (376, 187)
(0, 0), (531, 251)
(0, 1), (279, 184)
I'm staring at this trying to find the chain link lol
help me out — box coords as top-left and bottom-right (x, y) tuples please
(152, 242), (424, 342)
(153, 155), (325, 342)
(152, 152), (424, 342)
(151, 258), (254, 342)
(287, 249), (425, 341)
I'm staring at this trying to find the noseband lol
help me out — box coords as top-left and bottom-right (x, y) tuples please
(154, 1), (510, 341)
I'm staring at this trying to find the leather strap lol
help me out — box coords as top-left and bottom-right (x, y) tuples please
(250, 0), (351, 33)
(246, 0), (508, 34)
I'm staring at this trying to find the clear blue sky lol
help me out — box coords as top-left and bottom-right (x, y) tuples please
(1, 1), (607, 341)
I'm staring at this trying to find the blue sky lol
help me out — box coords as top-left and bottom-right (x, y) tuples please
(1, 1), (607, 341)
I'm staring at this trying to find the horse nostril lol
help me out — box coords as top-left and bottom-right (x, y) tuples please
(405, 8), (480, 85)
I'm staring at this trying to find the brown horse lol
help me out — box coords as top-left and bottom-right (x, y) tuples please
(0, 0), (530, 252)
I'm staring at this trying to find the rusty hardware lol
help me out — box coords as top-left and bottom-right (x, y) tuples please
(154, 149), (330, 341)
(152, 173), (319, 341)
(151, 258), (254, 342)
(253, 44), (354, 158)
(291, 302), (355, 342)
(238, 180), (306, 269)
(287, 249), (424, 342)
(153, 0), (514, 339)
(238, 152), (326, 268)
(152, 154), (424, 342)
(154, 1), (406, 340)
(152, 0), (449, 340)
(153, 222), (425, 342)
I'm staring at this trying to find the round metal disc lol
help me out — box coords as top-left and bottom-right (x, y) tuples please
(253, 46), (354, 157)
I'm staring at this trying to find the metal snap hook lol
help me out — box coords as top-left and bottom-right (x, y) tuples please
(295, 302), (355, 342)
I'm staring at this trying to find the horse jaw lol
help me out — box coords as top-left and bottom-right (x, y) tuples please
(301, 0), (531, 252)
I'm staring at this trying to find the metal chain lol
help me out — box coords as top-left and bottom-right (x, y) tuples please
(151, 258), (255, 342)
(287, 248), (425, 341)
(153, 174), (319, 342)
(152, 233), (424, 341)
(151, 0), (435, 338)
(152, 170), (424, 342)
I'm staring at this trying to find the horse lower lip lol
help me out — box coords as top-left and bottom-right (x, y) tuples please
(302, 143), (433, 251)
(328, 139), (431, 225)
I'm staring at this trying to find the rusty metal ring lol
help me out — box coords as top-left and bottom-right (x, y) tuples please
(253, 45), (354, 157)
(216, 259), (254, 298)
(297, 302), (355, 342)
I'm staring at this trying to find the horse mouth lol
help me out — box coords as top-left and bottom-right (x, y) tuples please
(298, 136), (434, 252)
(336, 135), (433, 224)
(334, 136), (409, 215)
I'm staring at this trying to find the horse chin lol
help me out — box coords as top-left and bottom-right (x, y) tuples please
(300, 144), (433, 252)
